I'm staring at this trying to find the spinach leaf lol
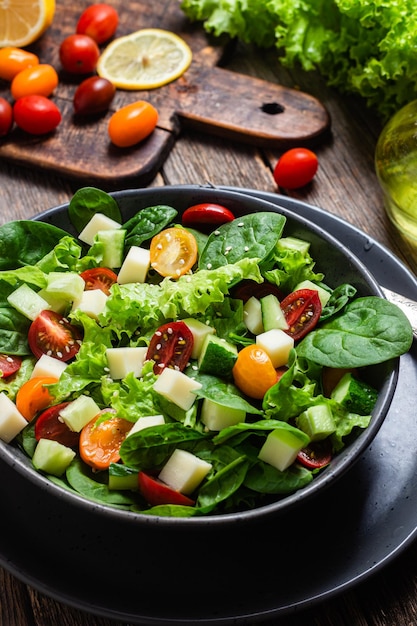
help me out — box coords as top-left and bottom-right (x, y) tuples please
(296, 296), (414, 367)
(244, 462), (313, 494)
(123, 205), (178, 248)
(0, 221), (71, 270)
(66, 457), (137, 506)
(192, 372), (262, 415)
(0, 306), (31, 354)
(196, 455), (250, 509)
(68, 187), (122, 232)
(320, 283), (357, 321)
(199, 212), (286, 270)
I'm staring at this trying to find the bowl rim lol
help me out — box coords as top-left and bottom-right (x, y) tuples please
(0, 183), (399, 528)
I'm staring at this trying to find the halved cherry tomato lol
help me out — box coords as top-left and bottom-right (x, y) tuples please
(280, 288), (322, 341)
(108, 100), (158, 148)
(146, 321), (194, 375)
(11, 64), (59, 100)
(16, 376), (58, 421)
(28, 310), (82, 362)
(138, 471), (195, 506)
(80, 267), (118, 295)
(0, 354), (22, 378)
(76, 3), (119, 44)
(182, 203), (235, 233)
(13, 95), (61, 135)
(232, 345), (278, 400)
(0, 98), (13, 137)
(273, 148), (319, 190)
(0, 47), (39, 81)
(59, 34), (100, 75)
(231, 279), (283, 303)
(35, 402), (79, 448)
(79, 410), (132, 470)
(297, 440), (333, 469)
(73, 76), (116, 116)
(150, 227), (198, 278)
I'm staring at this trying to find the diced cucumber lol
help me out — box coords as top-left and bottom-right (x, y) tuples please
(44, 271), (85, 303)
(331, 372), (378, 415)
(260, 294), (289, 331)
(32, 438), (76, 477)
(158, 449), (212, 495)
(296, 403), (336, 441)
(37, 289), (68, 314)
(59, 395), (101, 432)
(197, 334), (238, 377)
(78, 212), (122, 246)
(182, 318), (215, 359)
(96, 228), (126, 269)
(108, 463), (138, 490)
(277, 236), (310, 255)
(201, 397), (246, 431)
(256, 328), (294, 368)
(243, 296), (264, 334)
(258, 424), (310, 472)
(294, 279), (331, 307)
(7, 283), (51, 320)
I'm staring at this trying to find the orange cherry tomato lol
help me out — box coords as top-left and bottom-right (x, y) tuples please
(11, 64), (59, 100)
(0, 47), (39, 81)
(150, 227), (198, 278)
(108, 100), (158, 148)
(232, 345), (278, 400)
(79, 410), (133, 470)
(16, 376), (58, 421)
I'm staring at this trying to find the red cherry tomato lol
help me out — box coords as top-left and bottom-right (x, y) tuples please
(76, 3), (119, 44)
(11, 64), (59, 100)
(182, 203), (235, 232)
(13, 95), (61, 135)
(73, 76), (116, 116)
(280, 288), (322, 341)
(138, 471), (195, 507)
(146, 321), (194, 375)
(273, 148), (319, 189)
(59, 34), (100, 75)
(108, 100), (158, 148)
(28, 310), (82, 362)
(0, 98), (13, 137)
(0, 354), (22, 377)
(80, 267), (118, 295)
(35, 402), (80, 448)
(231, 279), (283, 303)
(297, 440), (332, 469)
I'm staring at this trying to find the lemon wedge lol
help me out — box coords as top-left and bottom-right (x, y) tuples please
(97, 28), (192, 90)
(0, 0), (55, 47)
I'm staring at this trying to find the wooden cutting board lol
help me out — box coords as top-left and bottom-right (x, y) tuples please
(0, 0), (330, 188)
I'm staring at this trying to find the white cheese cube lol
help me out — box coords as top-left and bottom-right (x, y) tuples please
(105, 346), (148, 379)
(117, 246), (151, 284)
(73, 289), (108, 319)
(201, 398), (246, 431)
(0, 393), (28, 442)
(31, 354), (68, 379)
(126, 414), (165, 437)
(256, 328), (294, 368)
(78, 213), (122, 246)
(153, 368), (202, 411)
(243, 296), (264, 334)
(182, 318), (215, 359)
(159, 449), (212, 495)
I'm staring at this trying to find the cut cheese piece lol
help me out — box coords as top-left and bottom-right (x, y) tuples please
(117, 246), (151, 284)
(256, 328), (294, 368)
(181, 318), (215, 360)
(78, 213), (122, 246)
(31, 353), (68, 379)
(158, 448), (212, 495)
(0, 392), (28, 442)
(105, 346), (148, 379)
(126, 414), (165, 437)
(153, 368), (202, 411)
(73, 289), (108, 319)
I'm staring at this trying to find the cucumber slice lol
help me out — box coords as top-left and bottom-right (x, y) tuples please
(7, 283), (51, 321)
(201, 397), (246, 431)
(243, 296), (263, 334)
(277, 236), (310, 255)
(331, 372), (378, 415)
(197, 334), (238, 377)
(32, 438), (76, 476)
(96, 228), (126, 268)
(296, 404), (336, 441)
(294, 279), (331, 307)
(260, 294), (288, 331)
(258, 424), (310, 472)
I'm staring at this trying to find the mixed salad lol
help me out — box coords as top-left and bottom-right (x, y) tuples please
(0, 187), (412, 517)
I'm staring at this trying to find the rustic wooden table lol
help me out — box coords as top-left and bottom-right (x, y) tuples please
(1, 6), (417, 624)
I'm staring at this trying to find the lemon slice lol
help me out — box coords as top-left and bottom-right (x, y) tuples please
(0, 0), (55, 47)
(97, 28), (192, 90)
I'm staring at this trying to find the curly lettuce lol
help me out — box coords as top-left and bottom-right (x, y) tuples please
(181, 0), (417, 120)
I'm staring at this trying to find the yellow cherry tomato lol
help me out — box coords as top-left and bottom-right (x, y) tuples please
(150, 227), (198, 278)
(232, 345), (278, 399)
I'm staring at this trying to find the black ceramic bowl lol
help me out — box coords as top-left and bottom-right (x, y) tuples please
(0, 184), (398, 529)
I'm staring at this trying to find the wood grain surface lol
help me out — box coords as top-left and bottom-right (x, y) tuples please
(1, 3), (417, 624)
(0, 0), (329, 186)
